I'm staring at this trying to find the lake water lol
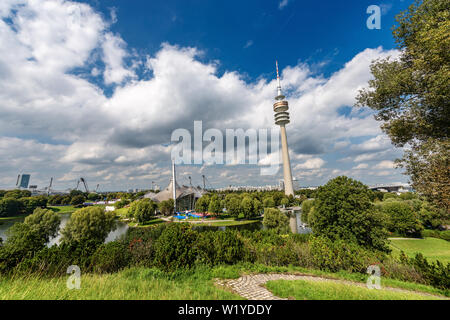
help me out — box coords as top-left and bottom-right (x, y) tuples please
(0, 212), (310, 244)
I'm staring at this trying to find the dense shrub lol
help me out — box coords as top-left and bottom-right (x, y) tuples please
(309, 236), (384, 273)
(263, 208), (289, 234)
(196, 230), (245, 266)
(310, 176), (389, 252)
(383, 193), (398, 201)
(420, 229), (450, 240)
(154, 224), (198, 271)
(91, 242), (131, 273)
(407, 253), (450, 290)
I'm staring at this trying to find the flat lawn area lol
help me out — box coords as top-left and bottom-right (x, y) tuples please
(48, 206), (77, 214)
(114, 207), (129, 217)
(0, 267), (242, 300)
(128, 219), (166, 227)
(390, 237), (450, 264)
(265, 279), (443, 300)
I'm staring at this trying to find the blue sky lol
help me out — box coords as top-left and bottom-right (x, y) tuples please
(81, 0), (407, 79)
(0, 0), (413, 191)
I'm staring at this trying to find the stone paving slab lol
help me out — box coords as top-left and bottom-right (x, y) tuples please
(215, 273), (449, 300)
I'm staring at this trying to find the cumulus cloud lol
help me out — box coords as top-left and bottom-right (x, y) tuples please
(295, 158), (326, 170)
(0, 0), (406, 190)
(375, 160), (395, 169)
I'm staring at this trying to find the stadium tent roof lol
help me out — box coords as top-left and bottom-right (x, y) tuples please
(144, 180), (206, 202)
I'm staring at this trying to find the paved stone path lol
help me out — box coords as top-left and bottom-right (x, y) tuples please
(216, 274), (324, 300)
(215, 273), (448, 300)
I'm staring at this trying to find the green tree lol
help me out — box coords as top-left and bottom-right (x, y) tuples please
(4, 190), (31, 199)
(87, 193), (101, 201)
(356, 0), (450, 211)
(309, 176), (389, 252)
(253, 198), (263, 216)
(301, 199), (314, 225)
(381, 201), (423, 237)
(1, 208), (60, 268)
(20, 197), (41, 214)
(158, 199), (174, 216)
(0, 198), (24, 217)
(61, 207), (116, 246)
(70, 195), (86, 206)
(240, 196), (254, 219)
(262, 208), (289, 234)
(208, 198), (222, 215)
(419, 201), (446, 229)
(133, 199), (157, 224)
(23, 208), (61, 244)
(280, 197), (289, 208)
(227, 197), (241, 219)
(195, 196), (210, 213)
(263, 196), (275, 208)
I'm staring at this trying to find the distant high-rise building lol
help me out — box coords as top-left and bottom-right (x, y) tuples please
(17, 174), (31, 189)
(273, 62), (294, 196)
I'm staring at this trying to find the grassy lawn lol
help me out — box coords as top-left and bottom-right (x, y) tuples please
(0, 264), (446, 300)
(48, 206), (78, 214)
(114, 207), (129, 218)
(128, 219), (166, 227)
(265, 279), (444, 300)
(0, 267), (242, 300)
(390, 237), (450, 263)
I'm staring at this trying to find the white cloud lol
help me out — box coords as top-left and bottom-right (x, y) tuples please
(295, 158), (325, 170)
(353, 163), (369, 169)
(102, 32), (135, 84)
(0, 0), (405, 189)
(375, 160), (395, 169)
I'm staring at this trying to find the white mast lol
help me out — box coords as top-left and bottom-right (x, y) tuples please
(172, 160), (177, 213)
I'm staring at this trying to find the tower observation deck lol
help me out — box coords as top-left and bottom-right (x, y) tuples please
(273, 61), (294, 196)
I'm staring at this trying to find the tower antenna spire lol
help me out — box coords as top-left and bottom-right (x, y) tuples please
(275, 60), (284, 99)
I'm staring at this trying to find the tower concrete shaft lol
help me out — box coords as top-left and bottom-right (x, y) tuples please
(273, 61), (294, 196)
(280, 125), (294, 196)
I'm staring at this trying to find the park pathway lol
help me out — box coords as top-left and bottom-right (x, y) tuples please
(215, 273), (448, 300)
